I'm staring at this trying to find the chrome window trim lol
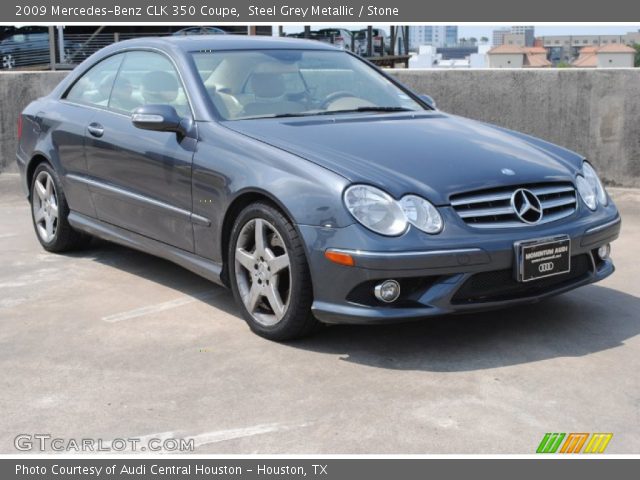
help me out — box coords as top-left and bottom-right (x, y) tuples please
(61, 47), (196, 120)
(59, 99), (132, 119)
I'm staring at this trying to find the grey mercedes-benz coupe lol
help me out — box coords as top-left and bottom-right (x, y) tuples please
(17, 36), (621, 340)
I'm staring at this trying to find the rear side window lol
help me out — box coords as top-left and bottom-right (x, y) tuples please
(109, 51), (190, 117)
(65, 55), (124, 107)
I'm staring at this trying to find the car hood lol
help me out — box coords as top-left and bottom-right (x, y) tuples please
(222, 112), (583, 205)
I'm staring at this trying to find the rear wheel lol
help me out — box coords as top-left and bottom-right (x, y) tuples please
(30, 163), (90, 252)
(229, 202), (319, 340)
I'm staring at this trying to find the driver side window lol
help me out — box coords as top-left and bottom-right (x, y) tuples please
(65, 54), (124, 108)
(109, 51), (190, 117)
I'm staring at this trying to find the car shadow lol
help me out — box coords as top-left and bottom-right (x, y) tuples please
(70, 239), (640, 372)
(297, 286), (640, 372)
(66, 238), (243, 319)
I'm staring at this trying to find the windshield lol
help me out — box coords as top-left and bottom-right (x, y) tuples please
(191, 49), (424, 120)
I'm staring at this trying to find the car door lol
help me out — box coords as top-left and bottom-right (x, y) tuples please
(83, 50), (197, 252)
(58, 53), (126, 218)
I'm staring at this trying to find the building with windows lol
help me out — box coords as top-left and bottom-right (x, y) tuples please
(503, 33), (525, 47)
(573, 44), (636, 68)
(492, 26), (534, 46)
(409, 26), (458, 49)
(409, 44), (490, 69)
(510, 26), (535, 46)
(541, 31), (640, 63)
(492, 28), (511, 46)
(487, 45), (552, 68)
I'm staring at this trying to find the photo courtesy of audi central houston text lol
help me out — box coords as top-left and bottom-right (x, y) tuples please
(16, 34), (622, 340)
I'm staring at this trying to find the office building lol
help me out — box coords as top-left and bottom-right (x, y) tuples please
(493, 26), (535, 46)
(492, 28), (511, 46)
(409, 26), (458, 49)
(510, 26), (535, 46)
(541, 31), (640, 63)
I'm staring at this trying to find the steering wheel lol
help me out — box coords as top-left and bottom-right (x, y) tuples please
(321, 90), (359, 109)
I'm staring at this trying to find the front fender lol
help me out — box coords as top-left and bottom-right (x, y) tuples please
(191, 122), (353, 262)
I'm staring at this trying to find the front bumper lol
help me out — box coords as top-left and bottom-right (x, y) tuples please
(299, 206), (621, 325)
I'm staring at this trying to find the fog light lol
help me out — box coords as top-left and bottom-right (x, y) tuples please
(374, 280), (401, 303)
(597, 243), (611, 260)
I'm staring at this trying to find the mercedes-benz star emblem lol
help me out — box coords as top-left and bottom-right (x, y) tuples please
(511, 188), (543, 224)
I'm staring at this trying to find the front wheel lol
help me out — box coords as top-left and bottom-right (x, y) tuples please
(228, 202), (319, 341)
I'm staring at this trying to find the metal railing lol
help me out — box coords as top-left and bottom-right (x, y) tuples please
(0, 28), (412, 70)
(0, 30), (176, 70)
(1, 34), (52, 69)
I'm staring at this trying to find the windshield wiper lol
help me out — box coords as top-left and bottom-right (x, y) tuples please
(240, 106), (417, 120)
(349, 106), (416, 113)
(240, 112), (321, 120)
(308, 106), (417, 116)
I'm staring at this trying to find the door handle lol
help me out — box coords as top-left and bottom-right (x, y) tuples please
(87, 123), (104, 138)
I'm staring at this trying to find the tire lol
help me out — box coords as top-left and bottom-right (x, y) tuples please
(228, 202), (319, 341)
(29, 162), (90, 252)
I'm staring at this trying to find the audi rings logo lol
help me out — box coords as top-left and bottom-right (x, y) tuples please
(511, 188), (543, 224)
(538, 262), (555, 273)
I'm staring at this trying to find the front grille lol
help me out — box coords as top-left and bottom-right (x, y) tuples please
(451, 254), (592, 304)
(450, 182), (577, 228)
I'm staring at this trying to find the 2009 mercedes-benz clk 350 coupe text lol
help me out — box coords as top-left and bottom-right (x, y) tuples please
(17, 36), (621, 340)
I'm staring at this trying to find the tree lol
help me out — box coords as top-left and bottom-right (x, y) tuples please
(469, 37), (478, 45)
(635, 43), (640, 67)
(480, 36), (489, 44)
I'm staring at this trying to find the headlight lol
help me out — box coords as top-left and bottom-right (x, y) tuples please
(576, 175), (596, 210)
(344, 185), (407, 236)
(582, 162), (607, 206)
(399, 195), (443, 234)
(344, 185), (443, 236)
(577, 162), (607, 211)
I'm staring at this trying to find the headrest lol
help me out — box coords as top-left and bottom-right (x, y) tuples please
(250, 73), (285, 99)
(142, 71), (178, 93)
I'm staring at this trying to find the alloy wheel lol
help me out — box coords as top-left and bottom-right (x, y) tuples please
(2, 54), (15, 69)
(32, 171), (59, 243)
(234, 218), (291, 326)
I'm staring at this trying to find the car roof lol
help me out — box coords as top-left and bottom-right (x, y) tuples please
(111, 35), (338, 52)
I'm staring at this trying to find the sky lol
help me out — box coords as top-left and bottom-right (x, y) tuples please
(282, 25), (640, 42)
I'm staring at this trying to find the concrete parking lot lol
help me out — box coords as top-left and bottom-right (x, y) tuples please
(1, 172), (639, 454)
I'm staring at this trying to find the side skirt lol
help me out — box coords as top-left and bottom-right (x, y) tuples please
(68, 212), (225, 286)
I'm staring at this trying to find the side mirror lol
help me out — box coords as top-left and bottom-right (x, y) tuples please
(419, 94), (437, 110)
(131, 105), (186, 134)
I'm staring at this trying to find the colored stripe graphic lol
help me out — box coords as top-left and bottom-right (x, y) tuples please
(584, 433), (613, 453)
(536, 433), (565, 453)
(560, 433), (589, 453)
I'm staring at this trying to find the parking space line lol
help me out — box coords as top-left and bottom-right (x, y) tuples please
(101, 290), (223, 323)
(187, 422), (310, 448)
(100, 423), (309, 452)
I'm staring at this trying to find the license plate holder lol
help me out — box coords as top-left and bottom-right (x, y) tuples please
(514, 235), (571, 282)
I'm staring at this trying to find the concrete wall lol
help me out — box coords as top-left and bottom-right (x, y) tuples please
(388, 68), (640, 186)
(1, 69), (639, 187)
(0, 71), (69, 174)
